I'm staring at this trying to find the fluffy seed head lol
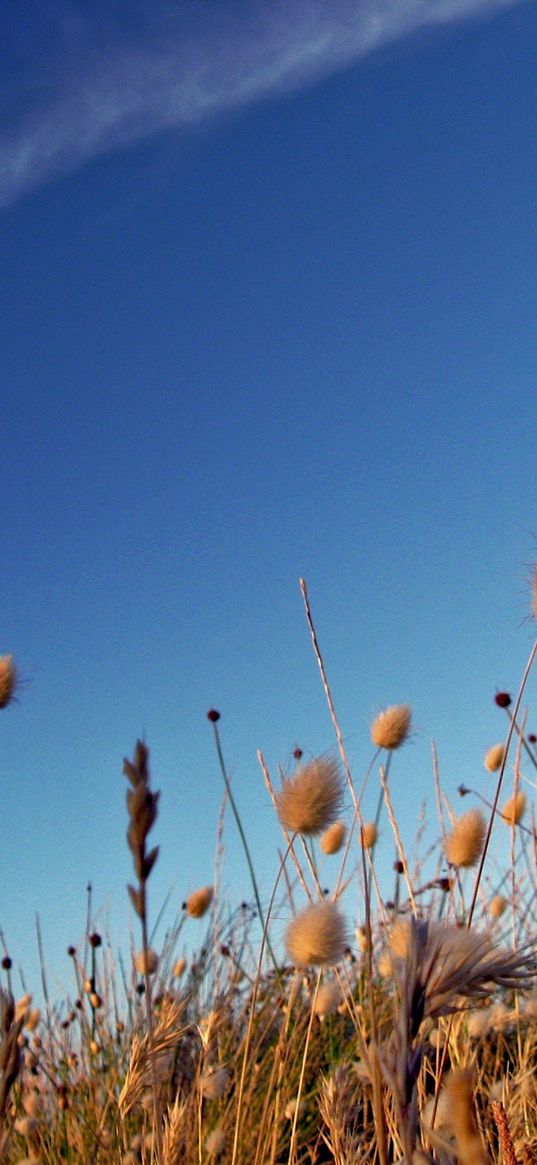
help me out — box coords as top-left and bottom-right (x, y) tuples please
(388, 919), (411, 958)
(371, 705), (412, 750)
(205, 1127), (226, 1158)
(361, 822), (378, 850)
(22, 1091), (41, 1119)
(320, 820), (346, 855)
(185, 886), (214, 918)
(422, 1089), (451, 1131)
(378, 950), (394, 978)
(313, 979), (342, 1017)
(445, 809), (486, 868)
(285, 901), (347, 967)
(201, 1067), (229, 1100)
(489, 895), (507, 919)
(0, 656), (16, 710)
(285, 1098), (306, 1121)
(275, 757), (343, 836)
(15, 994), (32, 1021)
(445, 1068), (489, 1165)
(484, 743), (505, 773)
(500, 791), (526, 825)
(15, 1115), (39, 1139)
(134, 949), (159, 975)
(355, 926), (369, 953)
(467, 1008), (490, 1038)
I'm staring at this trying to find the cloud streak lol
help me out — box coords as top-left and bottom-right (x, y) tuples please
(0, 0), (526, 209)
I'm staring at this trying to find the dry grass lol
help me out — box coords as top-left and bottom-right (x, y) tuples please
(3, 584), (537, 1165)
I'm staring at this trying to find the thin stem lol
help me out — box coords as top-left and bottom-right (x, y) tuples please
(211, 722), (279, 972)
(373, 752), (392, 832)
(300, 578), (366, 892)
(379, 768), (417, 916)
(287, 971), (321, 1165)
(468, 638), (537, 926)
(231, 835), (296, 1165)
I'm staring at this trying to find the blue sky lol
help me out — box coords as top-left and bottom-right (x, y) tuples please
(2, 0), (537, 1002)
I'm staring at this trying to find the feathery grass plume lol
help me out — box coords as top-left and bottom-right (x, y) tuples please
(445, 808), (486, 868)
(313, 979), (342, 1018)
(119, 997), (187, 1117)
(383, 922), (532, 1165)
(320, 819), (346, 855)
(445, 1069), (490, 1165)
(361, 821), (378, 849)
(319, 1064), (363, 1164)
(371, 704), (412, 750)
(197, 1009), (220, 1052)
(489, 895), (507, 919)
(123, 739), (161, 1141)
(184, 886), (214, 918)
(275, 756), (343, 836)
(0, 989), (24, 1129)
(484, 743), (505, 772)
(134, 949), (159, 975)
(391, 918), (536, 1021)
(500, 790), (526, 825)
(124, 741), (160, 916)
(161, 1097), (187, 1165)
(285, 901), (347, 967)
(0, 655), (16, 709)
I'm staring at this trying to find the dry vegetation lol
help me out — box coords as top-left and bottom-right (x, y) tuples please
(2, 578), (537, 1165)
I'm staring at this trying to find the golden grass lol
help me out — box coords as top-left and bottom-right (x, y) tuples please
(2, 583), (537, 1165)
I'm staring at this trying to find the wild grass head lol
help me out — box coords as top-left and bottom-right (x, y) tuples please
(2, 577), (537, 1165)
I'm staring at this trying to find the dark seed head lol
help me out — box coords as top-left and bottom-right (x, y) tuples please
(89, 932), (101, 948)
(1, 956), (12, 970)
(495, 691), (512, 708)
(207, 709), (220, 722)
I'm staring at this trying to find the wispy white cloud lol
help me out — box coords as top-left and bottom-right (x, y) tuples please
(0, 0), (525, 209)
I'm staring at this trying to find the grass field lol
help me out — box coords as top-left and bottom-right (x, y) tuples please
(1, 580), (537, 1165)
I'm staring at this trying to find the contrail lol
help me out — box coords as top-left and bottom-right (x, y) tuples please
(0, 0), (525, 209)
